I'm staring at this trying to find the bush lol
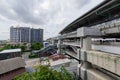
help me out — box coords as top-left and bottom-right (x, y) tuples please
(29, 53), (38, 58)
(0, 44), (26, 52)
(31, 42), (43, 50)
(14, 65), (77, 80)
(19, 45), (26, 52)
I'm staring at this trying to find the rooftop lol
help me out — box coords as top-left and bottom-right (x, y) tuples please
(0, 57), (25, 74)
(0, 48), (21, 54)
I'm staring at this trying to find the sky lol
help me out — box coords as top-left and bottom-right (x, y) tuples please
(0, 0), (104, 40)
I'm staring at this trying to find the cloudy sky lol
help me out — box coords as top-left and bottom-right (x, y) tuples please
(0, 0), (104, 40)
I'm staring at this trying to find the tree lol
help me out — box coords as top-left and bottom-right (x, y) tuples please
(0, 44), (26, 52)
(31, 42), (43, 50)
(19, 45), (26, 52)
(13, 66), (77, 80)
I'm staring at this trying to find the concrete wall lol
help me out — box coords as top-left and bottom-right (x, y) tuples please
(0, 67), (25, 80)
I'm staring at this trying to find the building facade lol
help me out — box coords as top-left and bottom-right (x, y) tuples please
(0, 49), (22, 60)
(49, 0), (120, 80)
(10, 26), (43, 43)
(31, 28), (43, 42)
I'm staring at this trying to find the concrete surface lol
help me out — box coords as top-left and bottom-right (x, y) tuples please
(87, 50), (120, 76)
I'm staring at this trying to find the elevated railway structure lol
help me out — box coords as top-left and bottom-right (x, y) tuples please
(48, 0), (120, 80)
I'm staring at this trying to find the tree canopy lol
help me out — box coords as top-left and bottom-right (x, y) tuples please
(31, 42), (43, 50)
(14, 66), (77, 80)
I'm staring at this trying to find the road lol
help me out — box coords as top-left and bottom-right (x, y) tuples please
(22, 52), (40, 72)
(22, 52), (31, 61)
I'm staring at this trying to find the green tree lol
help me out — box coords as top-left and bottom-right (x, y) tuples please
(31, 42), (43, 50)
(19, 45), (26, 52)
(14, 66), (77, 80)
(0, 44), (26, 52)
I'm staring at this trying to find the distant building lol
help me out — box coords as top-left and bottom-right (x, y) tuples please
(0, 49), (22, 60)
(10, 26), (43, 43)
(31, 28), (43, 42)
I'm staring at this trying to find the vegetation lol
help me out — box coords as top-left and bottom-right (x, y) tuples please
(0, 44), (26, 52)
(19, 45), (26, 52)
(0, 42), (43, 52)
(29, 53), (38, 58)
(31, 42), (43, 50)
(14, 65), (77, 80)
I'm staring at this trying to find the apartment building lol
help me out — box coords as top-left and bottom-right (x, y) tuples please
(10, 26), (43, 43)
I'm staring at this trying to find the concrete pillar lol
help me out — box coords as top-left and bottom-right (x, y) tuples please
(77, 49), (81, 78)
(82, 37), (91, 50)
(80, 37), (92, 80)
(57, 39), (62, 54)
(51, 39), (54, 45)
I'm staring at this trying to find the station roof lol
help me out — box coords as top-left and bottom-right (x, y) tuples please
(60, 0), (120, 34)
(0, 49), (21, 54)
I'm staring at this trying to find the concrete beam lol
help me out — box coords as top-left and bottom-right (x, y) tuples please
(87, 69), (113, 80)
(101, 26), (120, 35)
(57, 39), (62, 54)
(87, 50), (120, 76)
(77, 27), (101, 37)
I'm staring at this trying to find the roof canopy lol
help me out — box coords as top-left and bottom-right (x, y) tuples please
(0, 48), (21, 54)
(60, 0), (120, 34)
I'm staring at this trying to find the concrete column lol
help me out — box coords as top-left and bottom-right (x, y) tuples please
(57, 39), (62, 54)
(77, 49), (81, 78)
(52, 39), (55, 45)
(82, 37), (91, 50)
(80, 37), (92, 80)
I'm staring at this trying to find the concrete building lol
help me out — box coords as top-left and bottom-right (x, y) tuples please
(49, 0), (120, 80)
(10, 27), (20, 42)
(0, 49), (22, 60)
(10, 26), (43, 43)
(30, 28), (43, 42)
(0, 49), (25, 80)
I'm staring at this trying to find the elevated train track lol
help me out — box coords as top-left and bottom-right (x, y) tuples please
(48, 0), (120, 80)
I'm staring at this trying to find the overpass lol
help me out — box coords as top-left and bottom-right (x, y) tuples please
(47, 0), (120, 80)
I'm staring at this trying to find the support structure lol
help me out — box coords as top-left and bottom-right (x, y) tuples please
(80, 37), (92, 80)
(77, 27), (113, 80)
(57, 39), (62, 54)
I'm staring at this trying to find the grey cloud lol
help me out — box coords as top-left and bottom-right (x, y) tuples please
(0, 0), (104, 40)
(0, 0), (89, 25)
(7, 0), (46, 25)
(75, 0), (91, 8)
